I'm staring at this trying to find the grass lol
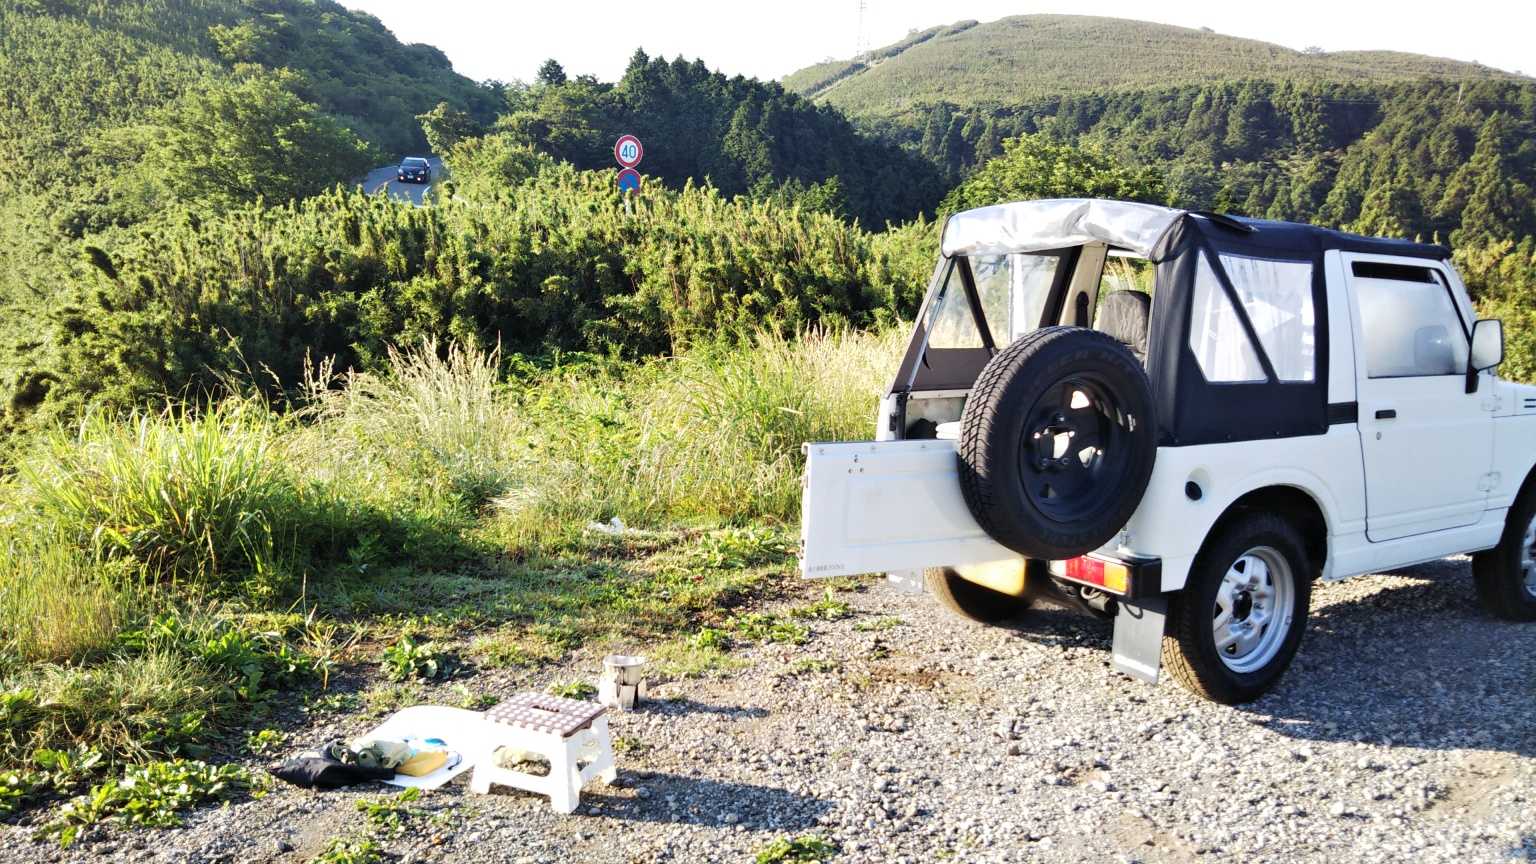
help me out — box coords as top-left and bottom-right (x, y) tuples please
(0, 329), (899, 833)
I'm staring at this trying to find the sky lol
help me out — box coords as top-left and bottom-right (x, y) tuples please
(341, 1), (1533, 85)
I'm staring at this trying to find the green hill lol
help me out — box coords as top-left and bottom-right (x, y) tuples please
(0, 0), (502, 190)
(784, 14), (1525, 120)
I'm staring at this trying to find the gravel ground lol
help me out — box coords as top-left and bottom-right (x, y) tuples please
(7, 556), (1533, 863)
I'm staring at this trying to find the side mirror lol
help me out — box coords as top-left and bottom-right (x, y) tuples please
(1466, 318), (1504, 393)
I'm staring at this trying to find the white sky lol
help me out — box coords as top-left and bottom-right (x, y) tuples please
(341, 1), (1533, 85)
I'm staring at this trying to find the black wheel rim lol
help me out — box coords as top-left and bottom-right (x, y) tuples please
(1015, 373), (1139, 525)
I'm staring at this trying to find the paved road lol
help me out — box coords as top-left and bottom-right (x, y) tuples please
(362, 156), (443, 205)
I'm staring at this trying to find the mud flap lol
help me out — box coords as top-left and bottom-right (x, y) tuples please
(1111, 596), (1167, 684)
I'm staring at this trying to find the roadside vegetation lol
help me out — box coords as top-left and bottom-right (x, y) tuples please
(0, 331), (895, 836)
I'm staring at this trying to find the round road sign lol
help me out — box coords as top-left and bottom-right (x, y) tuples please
(617, 168), (642, 194)
(614, 134), (643, 168)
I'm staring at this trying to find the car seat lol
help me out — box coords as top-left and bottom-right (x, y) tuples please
(1094, 290), (1151, 364)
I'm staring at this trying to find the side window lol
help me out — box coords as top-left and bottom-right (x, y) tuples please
(1352, 262), (1469, 378)
(1218, 254), (1316, 382)
(926, 263), (983, 349)
(1188, 252), (1266, 382)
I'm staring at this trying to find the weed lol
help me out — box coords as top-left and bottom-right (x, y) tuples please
(246, 728), (284, 756)
(361, 683), (423, 718)
(357, 786), (425, 838)
(788, 658), (840, 675)
(40, 759), (262, 846)
(689, 527), (792, 570)
(690, 627), (731, 650)
(451, 684), (499, 710)
(852, 616), (903, 632)
(380, 636), (455, 682)
(547, 681), (596, 700)
(729, 612), (809, 645)
(306, 691), (362, 715)
(789, 592), (851, 621)
(648, 636), (743, 678)
(755, 834), (839, 863)
(313, 834), (384, 864)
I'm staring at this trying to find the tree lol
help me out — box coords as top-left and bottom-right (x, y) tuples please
(417, 101), (483, 155)
(121, 71), (375, 206)
(941, 133), (1168, 212)
(537, 59), (568, 87)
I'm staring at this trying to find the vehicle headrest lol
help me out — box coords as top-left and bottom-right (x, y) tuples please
(1095, 290), (1151, 362)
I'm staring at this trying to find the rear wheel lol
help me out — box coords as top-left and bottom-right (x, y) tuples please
(958, 327), (1157, 560)
(1162, 514), (1312, 704)
(1472, 490), (1536, 621)
(924, 567), (1032, 624)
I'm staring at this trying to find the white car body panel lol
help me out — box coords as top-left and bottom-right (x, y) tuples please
(799, 440), (1013, 579)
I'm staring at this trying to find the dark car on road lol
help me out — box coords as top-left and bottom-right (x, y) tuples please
(397, 157), (432, 184)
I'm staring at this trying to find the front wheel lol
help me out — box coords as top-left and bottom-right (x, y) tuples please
(1162, 514), (1312, 704)
(1472, 490), (1536, 621)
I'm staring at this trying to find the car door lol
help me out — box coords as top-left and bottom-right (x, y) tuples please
(1345, 254), (1493, 542)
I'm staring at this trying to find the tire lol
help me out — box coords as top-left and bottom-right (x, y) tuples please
(958, 326), (1157, 560)
(1471, 488), (1536, 621)
(924, 567), (1032, 624)
(1162, 513), (1312, 704)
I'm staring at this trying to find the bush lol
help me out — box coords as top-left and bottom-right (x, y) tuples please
(40, 758), (263, 846)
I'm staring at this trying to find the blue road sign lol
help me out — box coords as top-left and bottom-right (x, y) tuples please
(617, 168), (642, 193)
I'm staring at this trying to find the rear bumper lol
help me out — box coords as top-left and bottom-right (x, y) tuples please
(1047, 552), (1164, 601)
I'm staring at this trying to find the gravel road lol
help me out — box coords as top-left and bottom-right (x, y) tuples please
(361, 157), (442, 206)
(7, 556), (1533, 863)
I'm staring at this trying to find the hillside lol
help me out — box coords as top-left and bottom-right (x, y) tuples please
(784, 15), (1526, 119)
(0, 0), (502, 185)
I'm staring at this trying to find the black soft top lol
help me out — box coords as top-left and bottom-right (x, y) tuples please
(1173, 214), (1450, 262)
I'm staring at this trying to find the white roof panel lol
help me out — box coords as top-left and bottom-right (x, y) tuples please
(941, 198), (1185, 259)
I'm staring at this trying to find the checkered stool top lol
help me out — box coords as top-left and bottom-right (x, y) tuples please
(485, 692), (606, 738)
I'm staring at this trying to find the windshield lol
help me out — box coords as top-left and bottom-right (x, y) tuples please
(402, 159), (429, 168)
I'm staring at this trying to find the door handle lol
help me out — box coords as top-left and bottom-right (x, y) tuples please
(1375, 409), (1397, 420)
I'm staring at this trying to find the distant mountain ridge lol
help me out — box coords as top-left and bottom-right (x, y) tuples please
(784, 15), (1526, 119)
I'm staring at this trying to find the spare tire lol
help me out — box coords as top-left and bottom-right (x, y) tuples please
(958, 326), (1157, 560)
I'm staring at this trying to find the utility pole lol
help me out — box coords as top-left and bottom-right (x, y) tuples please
(856, 0), (868, 57)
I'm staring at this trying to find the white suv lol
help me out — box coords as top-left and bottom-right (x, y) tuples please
(801, 198), (1536, 703)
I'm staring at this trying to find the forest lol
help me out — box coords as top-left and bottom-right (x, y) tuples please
(0, 2), (1534, 846)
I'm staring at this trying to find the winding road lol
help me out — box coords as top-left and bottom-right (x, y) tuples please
(362, 155), (443, 205)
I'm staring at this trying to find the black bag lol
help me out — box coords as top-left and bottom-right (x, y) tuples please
(269, 739), (396, 789)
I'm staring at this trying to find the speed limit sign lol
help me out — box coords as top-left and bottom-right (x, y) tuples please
(614, 134), (643, 168)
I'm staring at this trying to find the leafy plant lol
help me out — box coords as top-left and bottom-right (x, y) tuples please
(755, 834), (839, 863)
(729, 613), (810, 645)
(357, 786), (425, 838)
(789, 593), (851, 621)
(313, 834), (384, 864)
(245, 728), (284, 756)
(39, 760), (262, 846)
(380, 636), (455, 683)
(547, 681), (597, 700)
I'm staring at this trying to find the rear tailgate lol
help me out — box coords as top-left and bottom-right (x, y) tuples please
(799, 439), (1016, 579)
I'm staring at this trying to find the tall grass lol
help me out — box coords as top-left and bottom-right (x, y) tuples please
(15, 406), (295, 590)
(0, 535), (131, 665)
(494, 327), (903, 535)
